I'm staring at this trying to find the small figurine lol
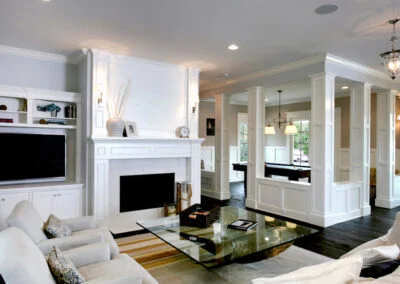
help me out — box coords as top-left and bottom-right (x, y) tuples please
(45, 103), (61, 117)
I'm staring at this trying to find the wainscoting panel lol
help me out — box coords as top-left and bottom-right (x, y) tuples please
(257, 179), (310, 222)
(265, 147), (290, 164)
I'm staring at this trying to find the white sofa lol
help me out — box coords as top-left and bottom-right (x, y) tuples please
(6, 200), (119, 257)
(0, 227), (158, 284)
(252, 212), (400, 284)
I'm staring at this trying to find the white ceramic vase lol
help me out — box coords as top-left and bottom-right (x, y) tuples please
(106, 118), (125, 137)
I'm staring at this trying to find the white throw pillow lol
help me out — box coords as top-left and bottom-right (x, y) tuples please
(355, 244), (400, 268)
(252, 254), (363, 284)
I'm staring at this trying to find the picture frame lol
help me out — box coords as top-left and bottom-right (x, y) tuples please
(206, 118), (215, 136)
(125, 121), (137, 137)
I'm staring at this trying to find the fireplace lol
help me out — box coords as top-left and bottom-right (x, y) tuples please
(119, 173), (175, 212)
(89, 137), (203, 234)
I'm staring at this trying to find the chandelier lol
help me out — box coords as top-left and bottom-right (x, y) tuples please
(264, 90), (297, 135)
(380, 19), (400, 80)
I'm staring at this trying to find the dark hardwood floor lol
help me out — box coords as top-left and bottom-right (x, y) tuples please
(202, 181), (400, 259)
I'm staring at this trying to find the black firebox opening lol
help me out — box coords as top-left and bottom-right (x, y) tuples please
(120, 173), (175, 212)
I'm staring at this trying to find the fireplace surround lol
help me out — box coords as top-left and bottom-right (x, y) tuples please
(88, 137), (203, 234)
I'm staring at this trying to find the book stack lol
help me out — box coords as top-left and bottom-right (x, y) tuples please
(0, 118), (13, 123)
(64, 105), (77, 118)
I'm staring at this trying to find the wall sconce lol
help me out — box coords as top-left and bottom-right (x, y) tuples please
(397, 114), (400, 120)
(192, 101), (198, 114)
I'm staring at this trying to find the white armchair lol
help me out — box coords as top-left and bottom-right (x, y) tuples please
(6, 200), (119, 257)
(0, 227), (158, 284)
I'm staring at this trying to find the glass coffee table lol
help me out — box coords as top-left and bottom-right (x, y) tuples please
(137, 206), (318, 268)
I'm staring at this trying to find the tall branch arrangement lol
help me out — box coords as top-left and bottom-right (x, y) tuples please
(107, 80), (131, 118)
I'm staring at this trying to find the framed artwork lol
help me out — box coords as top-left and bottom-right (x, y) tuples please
(206, 118), (215, 136)
(125, 121), (137, 137)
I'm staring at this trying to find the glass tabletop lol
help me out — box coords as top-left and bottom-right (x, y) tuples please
(136, 206), (318, 268)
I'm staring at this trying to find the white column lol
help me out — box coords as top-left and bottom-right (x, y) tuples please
(309, 72), (336, 226)
(349, 83), (371, 214)
(214, 94), (231, 200)
(246, 86), (265, 208)
(376, 90), (400, 208)
(187, 68), (200, 138)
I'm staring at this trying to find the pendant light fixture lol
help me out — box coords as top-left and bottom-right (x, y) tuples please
(380, 19), (400, 80)
(265, 90), (298, 135)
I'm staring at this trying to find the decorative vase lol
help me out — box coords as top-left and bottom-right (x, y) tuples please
(106, 118), (125, 137)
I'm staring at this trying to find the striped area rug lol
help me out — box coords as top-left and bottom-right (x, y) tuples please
(115, 232), (190, 270)
(115, 232), (332, 284)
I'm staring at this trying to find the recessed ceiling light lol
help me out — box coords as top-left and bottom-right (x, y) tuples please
(315, 4), (338, 15)
(228, 44), (239, 51)
(42, 0), (51, 2)
(341, 86), (349, 90)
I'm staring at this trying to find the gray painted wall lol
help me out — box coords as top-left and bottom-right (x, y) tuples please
(0, 53), (79, 92)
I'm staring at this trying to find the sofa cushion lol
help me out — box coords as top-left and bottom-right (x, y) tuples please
(73, 227), (119, 258)
(0, 227), (56, 284)
(79, 254), (158, 284)
(252, 254), (363, 284)
(44, 214), (72, 239)
(47, 246), (86, 284)
(6, 200), (47, 244)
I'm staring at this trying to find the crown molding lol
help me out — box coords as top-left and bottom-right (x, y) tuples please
(201, 53), (394, 94)
(0, 44), (80, 65)
(325, 54), (388, 80)
(201, 54), (327, 93)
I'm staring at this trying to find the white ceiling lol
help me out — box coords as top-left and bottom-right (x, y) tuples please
(1, 0), (400, 92)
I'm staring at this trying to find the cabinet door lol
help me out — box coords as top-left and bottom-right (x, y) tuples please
(0, 192), (30, 230)
(32, 191), (56, 221)
(55, 189), (82, 219)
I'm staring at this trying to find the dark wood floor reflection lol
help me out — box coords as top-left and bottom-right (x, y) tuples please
(201, 181), (399, 259)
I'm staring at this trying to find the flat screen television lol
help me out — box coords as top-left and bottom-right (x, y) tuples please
(0, 133), (66, 184)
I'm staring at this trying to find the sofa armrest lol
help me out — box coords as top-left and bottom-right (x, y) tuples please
(38, 232), (104, 255)
(63, 242), (111, 268)
(63, 216), (98, 232)
(86, 275), (142, 284)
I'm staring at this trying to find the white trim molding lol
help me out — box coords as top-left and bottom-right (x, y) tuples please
(0, 44), (81, 64)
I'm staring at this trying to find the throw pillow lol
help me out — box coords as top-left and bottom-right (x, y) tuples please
(355, 244), (400, 268)
(360, 259), (400, 279)
(43, 214), (72, 239)
(47, 246), (86, 284)
(252, 254), (363, 284)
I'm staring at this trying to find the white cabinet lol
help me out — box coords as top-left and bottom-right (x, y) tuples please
(32, 188), (82, 221)
(0, 192), (30, 229)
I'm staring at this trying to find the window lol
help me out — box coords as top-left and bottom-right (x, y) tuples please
(238, 113), (248, 162)
(239, 123), (248, 162)
(293, 120), (309, 166)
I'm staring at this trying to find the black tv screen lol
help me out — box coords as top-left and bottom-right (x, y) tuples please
(0, 133), (66, 183)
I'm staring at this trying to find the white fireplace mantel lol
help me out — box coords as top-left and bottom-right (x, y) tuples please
(88, 136), (204, 233)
